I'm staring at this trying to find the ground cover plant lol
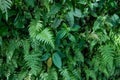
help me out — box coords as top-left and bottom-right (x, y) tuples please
(0, 0), (120, 80)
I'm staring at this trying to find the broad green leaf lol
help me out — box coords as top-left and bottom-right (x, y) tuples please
(78, 0), (86, 5)
(52, 18), (62, 28)
(110, 14), (119, 26)
(48, 3), (61, 16)
(93, 16), (103, 31)
(73, 8), (82, 18)
(68, 33), (76, 42)
(52, 52), (62, 68)
(40, 53), (50, 61)
(56, 29), (66, 45)
(66, 11), (74, 27)
(57, 51), (66, 58)
(57, 30), (66, 39)
(70, 24), (81, 31)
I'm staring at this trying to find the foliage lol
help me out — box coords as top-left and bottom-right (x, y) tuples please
(0, 0), (120, 80)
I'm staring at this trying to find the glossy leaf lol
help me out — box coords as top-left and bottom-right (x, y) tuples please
(52, 53), (62, 68)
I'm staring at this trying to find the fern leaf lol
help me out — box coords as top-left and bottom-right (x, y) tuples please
(29, 20), (42, 38)
(29, 20), (54, 48)
(115, 55), (120, 67)
(85, 69), (96, 80)
(24, 53), (41, 76)
(36, 28), (54, 48)
(0, 0), (12, 13)
(23, 40), (30, 54)
(99, 45), (114, 75)
(60, 69), (71, 80)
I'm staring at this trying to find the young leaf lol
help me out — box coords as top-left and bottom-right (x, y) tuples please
(47, 57), (52, 71)
(52, 52), (62, 68)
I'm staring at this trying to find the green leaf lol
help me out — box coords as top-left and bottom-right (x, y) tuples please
(24, 53), (41, 76)
(70, 24), (81, 31)
(14, 13), (25, 28)
(68, 33), (76, 42)
(52, 18), (62, 28)
(66, 11), (74, 27)
(73, 8), (82, 18)
(43, 0), (50, 11)
(78, 0), (86, 5)
(23, 40), (30, 54)
(25, 0), (35, 7)
(56, 29), (66, 45)
(40, 53), (50, 61)
(0, 26), (8, 36)
(93, 16), (103, 31)
(48, 3), (61, 17)
(52, 52), (62, 68)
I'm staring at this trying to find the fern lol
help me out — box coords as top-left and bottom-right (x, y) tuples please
(47, 68), (58, 80)
(85, 69), (96, 80)
(36, 28), (54, 48)
(23, 40), (30, 54)
(99, 45), (114, 76)
(0, 0), (12, 20)
(60, 69), (71, 80)
(115, 55), (120, 67)
(23, 40), (41, 76)
(29, 20), (42, 38)
(39, 68), (58, 80)
(24, 53), (41, 76)
(39, 71), (48, 80)
(0, 0), (12, 13)
(29, 20), (54, 48)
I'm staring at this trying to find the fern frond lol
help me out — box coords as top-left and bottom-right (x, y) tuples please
(47, 68), (58, 80)
(39, 68), (58, 80)
(24, 53), (41, 76)
(6, 40), (17, 61)
(36, 28), (54, 48)
(29, 20), (54, 48)
(85, 69), (96, 80)
(60, 69), (71, 80)
(0, 0), (12, 13)
(23, 40), (30, 54)
(29, 20), (42, 38)
(39, 71), (48, 80)
(99, 45), (114, 76)
(115, 55), (120, 67)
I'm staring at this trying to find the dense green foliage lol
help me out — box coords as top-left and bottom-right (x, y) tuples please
(0, 0), (120, 80)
